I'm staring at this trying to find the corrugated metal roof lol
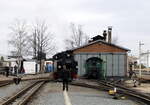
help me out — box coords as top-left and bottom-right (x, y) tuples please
(70, 40), (130, 51)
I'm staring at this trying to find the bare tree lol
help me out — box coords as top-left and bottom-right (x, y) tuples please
(65, 23), (89, 50)
(28, 20), (56, 59)
(8, 19), (29, 57)
(83, 33), (90, 45)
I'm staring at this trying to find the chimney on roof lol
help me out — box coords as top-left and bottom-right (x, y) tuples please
(108, 26), (112, 43)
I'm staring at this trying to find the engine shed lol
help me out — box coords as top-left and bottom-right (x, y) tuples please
(72, 40), (130, 79)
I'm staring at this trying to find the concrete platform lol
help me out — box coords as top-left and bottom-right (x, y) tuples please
(28, 82), (139, 105)
(0, 73), (53, 82)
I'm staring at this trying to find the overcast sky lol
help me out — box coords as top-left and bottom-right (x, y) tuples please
(0, 0), (150, 56)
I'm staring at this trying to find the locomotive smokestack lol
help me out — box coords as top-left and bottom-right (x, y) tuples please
(103, 30), (107, 41)
(108, 26), (112, 43)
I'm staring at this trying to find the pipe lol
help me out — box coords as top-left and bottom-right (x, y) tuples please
(108, 26), (112, 43)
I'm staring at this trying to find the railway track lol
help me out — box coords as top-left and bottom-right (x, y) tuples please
(0, 80), (14, 87)
(0, 77), (51, 88)
(1, 80), (46, 105)
(71, 80), (150, 105)
(98, 81), (150, 104)
(0, 82), (12, 87)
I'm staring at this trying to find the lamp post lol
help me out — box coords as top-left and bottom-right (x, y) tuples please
(139, 41), (144, 78)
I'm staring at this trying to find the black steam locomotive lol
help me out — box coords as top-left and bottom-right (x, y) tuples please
(53, 50), (78, 80)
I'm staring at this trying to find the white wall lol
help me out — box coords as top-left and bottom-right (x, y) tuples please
(24, 61), (39, 74)
(141, 54), (150, 67)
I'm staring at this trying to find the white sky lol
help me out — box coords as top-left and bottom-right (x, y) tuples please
(0, 0), (150, 56)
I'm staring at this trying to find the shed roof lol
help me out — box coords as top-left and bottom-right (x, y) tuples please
(71, 40), (130, 52)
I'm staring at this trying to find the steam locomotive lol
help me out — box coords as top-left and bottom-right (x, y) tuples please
(53, 50), (78, 80)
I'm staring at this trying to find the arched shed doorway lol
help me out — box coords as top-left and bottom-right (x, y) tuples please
(85, 57), (104, 79)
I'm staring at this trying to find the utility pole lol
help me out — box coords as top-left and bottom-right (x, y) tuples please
(147, 50), (149, 68)
(139, 41), (144, 78)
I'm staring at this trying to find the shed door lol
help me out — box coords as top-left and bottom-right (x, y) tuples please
(85, 57), (103, 79)
(118, 55), (125, 76)
(107, 54), (113, 76)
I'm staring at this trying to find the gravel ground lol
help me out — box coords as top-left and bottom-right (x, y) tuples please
(28, 82), (139, 105)
(69, 91), (139, 105)
(125, 80), (150, 94)
(131, 83), (150, 94)
(28, 82), (65, 105)
(68, 85), (139, 105)
(0, 81), (35, 103)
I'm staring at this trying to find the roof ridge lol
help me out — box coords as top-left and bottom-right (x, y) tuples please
(70, 39), (130, 51)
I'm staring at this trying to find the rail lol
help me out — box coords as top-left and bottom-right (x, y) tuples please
(71, 80), (150, 104)
(0, 82), (12, 87)
(1, 80), (46, 105)
(98, 81), (150, 103)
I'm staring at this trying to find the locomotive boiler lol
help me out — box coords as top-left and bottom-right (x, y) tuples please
(53, 50), (78, 81)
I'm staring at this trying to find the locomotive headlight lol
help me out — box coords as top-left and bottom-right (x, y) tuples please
(55, 56), (58, 59)
(58, 65), (61, 68)
(67, 54), (70, 57)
